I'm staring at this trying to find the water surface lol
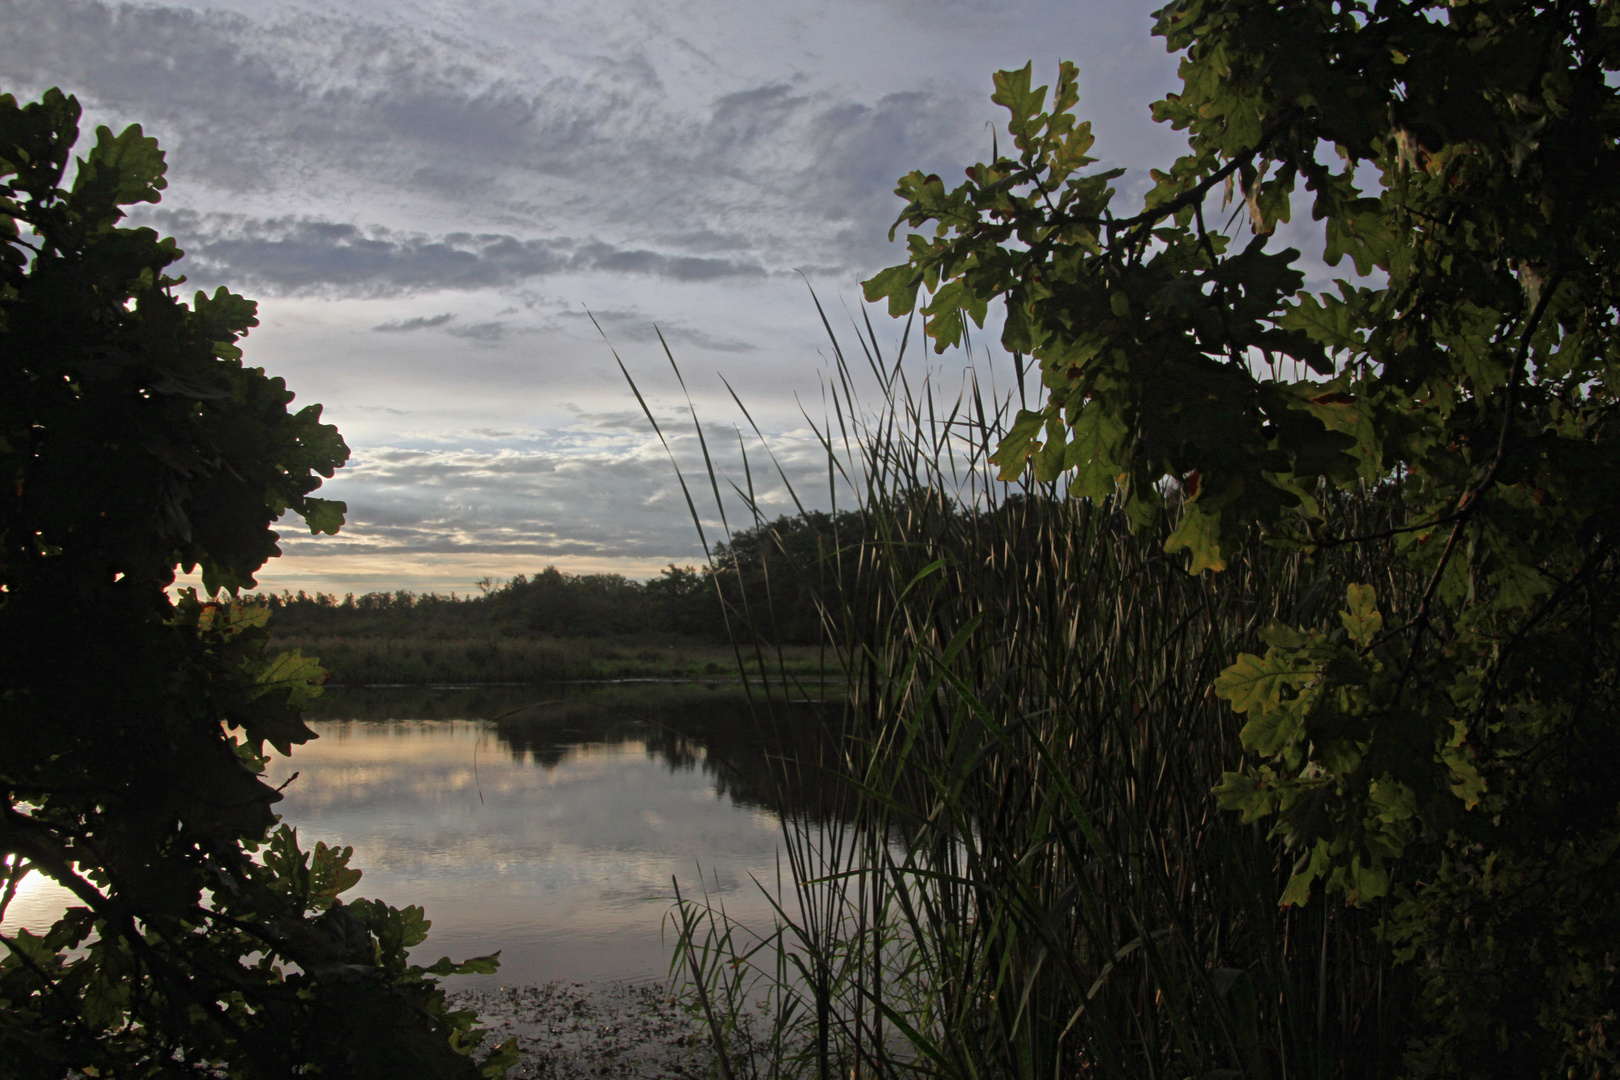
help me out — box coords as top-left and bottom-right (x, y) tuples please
(5, 683), (836, 988)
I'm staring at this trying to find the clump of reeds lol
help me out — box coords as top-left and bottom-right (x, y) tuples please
(632, 303), (1420, 1079)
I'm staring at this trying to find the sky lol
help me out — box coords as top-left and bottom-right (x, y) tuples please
(3, 0), (1193, 596)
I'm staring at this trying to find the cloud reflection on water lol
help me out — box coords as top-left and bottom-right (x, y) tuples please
(0, 684), (831, 987)
(267, 684), (823, 986)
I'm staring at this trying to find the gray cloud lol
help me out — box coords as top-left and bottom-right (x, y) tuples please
(374, 313), (456, 332)
(446, 321), (514, 342)
(145, 211), (768, 295)
(2, 0), (985, 278)
(561, 308), (756, 354)
(288, 450), (694, 560)
(276, 419), (834, 564)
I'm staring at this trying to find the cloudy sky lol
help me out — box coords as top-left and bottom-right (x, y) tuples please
(4, 0), (1190, 595)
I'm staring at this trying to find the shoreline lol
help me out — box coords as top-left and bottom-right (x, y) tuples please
(323, 674), (838, 689)
(269, 632), (838, 687)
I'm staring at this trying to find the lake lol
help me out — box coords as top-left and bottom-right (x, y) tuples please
(2, 682), (839, 988)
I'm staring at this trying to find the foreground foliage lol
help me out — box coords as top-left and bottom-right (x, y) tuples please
(859, 1), (1620, 1072)
(0, 89), (512, 1077)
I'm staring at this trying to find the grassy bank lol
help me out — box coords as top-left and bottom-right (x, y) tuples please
(271, 633), (832, 685)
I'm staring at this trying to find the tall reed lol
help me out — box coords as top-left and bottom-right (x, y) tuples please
(632, 305), (1420, 1079)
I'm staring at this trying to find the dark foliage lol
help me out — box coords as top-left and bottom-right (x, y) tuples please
(861, 1), (1620, 1071)
(0, 89), (511, 1077)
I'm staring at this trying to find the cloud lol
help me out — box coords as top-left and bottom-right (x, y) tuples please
(145, 211), (769, 296)
(276, 417), (837, 566)
(446, 321), (514, 342)
(2, 0), (987, 278)
(560, 308), (756, 353)
(374, 313), (457, 332)
(658, 327), (756, 353)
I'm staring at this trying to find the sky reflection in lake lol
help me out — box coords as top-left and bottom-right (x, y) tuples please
(267, 684), (810, 986)
(0, 684), (825, 988)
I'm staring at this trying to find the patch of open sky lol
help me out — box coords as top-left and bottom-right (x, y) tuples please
(18, 0), (1189, 592)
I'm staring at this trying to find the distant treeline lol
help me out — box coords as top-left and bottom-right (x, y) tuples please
(252, 510), (863, 645)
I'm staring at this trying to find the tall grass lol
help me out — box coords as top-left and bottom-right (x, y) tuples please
(632, 305), (1420, 1079)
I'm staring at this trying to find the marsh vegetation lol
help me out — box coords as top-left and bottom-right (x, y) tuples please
(654, 312), (1417, 1080)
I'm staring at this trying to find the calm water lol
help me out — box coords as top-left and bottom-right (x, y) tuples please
(4, 683), (836, 987)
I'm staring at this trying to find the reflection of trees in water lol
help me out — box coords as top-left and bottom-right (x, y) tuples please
(304, 683), (855, 818)
(629, 704), (859, 821)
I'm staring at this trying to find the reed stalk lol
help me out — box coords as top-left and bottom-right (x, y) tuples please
(632, 301), (1419, 1079)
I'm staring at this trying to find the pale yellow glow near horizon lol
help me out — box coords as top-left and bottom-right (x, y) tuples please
(172, 550), (704, 599)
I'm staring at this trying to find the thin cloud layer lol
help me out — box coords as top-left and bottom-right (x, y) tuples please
(374, 313), (456, 332)
(145, 212), (768, 296)
(4, 0), (988, 286)
(280, 418), (836, 570)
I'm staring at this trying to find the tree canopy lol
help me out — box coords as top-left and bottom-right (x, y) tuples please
(866, 1), (1620, 1072)
(0, 89), (512, 1077)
